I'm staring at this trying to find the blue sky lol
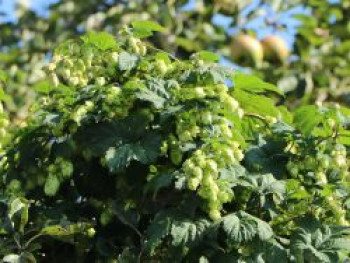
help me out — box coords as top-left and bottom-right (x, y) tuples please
(183, 0), (310, 49)
(0, 0), (58, 22)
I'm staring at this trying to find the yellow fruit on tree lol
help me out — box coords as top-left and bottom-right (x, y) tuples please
(261, 35), (290, 64)
(230, 34), (264, 67)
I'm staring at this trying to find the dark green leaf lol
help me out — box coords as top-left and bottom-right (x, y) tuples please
(221, 212), (257, 243)
(144, 214), (171, 255)
(105, 133), (161, 173)
(135, 88), (167, 109)
(171, 218), (210, 247)
(76, 122), (123, 155)
(144, 171), (175, 197)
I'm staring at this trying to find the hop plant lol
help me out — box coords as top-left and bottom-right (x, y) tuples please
(5, 29), (249, 235)
(285, 139), (349, 225)
(2, 28), (350, 262)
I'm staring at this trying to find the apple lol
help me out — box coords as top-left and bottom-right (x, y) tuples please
(261, 35), (290, 64)
(230, 34), (264, 67)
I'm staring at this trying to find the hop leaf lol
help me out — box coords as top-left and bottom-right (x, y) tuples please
(118, 51), (139, 70)
(294, 105), (323, 136)
(8, 198), (29, 233)
(105, 133), (161, 173)
(144, 213), (172, 256)
(41, 223), (91, 236)
(221, 211), (273, 243)
(135, 79), (170, 109)
(232, 73), (284, 97)
(221, 212), (257, 243)
(81, 31), (117, 50)
(132, 21), (165, 38)
(170, 218), (211, 247)
(196, 51), (220, 62)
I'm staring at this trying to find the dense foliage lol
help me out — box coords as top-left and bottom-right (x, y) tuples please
(1, 27), (350, 262)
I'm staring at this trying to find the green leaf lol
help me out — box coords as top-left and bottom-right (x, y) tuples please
(77, 113), (151, 156)
(155, 52), (171, 63)
(221, 211), (273, 243)
(105, 133), (161, 173)
(219, 164), (246, 183)
(33, 80), (51, 94)
(291, 225), (349, 263)
(209, 66), (230, 84)
(286, 179), (310, 200)
(244, 141), (286, 176)
(76, 122), (124, 156)
(8, 198), (29, 233)
(175, 37), (202, 52)
(254, 217), (274, 241)
(247, 173), (285, 198)
(118, 51), (138, 71)
(221, 212), (257, 243)
(170, 218), (210, 247)
(135, 90), (166, 108)
(111, 202), (140, 230)
(196, 51), (220, 62)
(105, 145), (134, 173)
(44, 174), (60, 196)
(41, 223), (89, 236)
(40, 225), (70, 236)
(81, 31), (117, 50)
(331, 238), (350, 250)
(338, 130), (350, 145)
(232, 88), (280, 117)
(135, 79), (170, 109)
(0, 87), (10, 102)
(294, 105), (323, 136)
(0, 70), (8, 83)
(132, 20), (165, 38)
(278, 106), (293, 124)
(144, 171), (175, 197)
(253, 240), (288, 263)
(233, 73), (284, 96)
(144, 214), (172, 255)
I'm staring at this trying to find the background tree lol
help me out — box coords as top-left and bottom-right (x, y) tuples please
(0, 0), (349, 123)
